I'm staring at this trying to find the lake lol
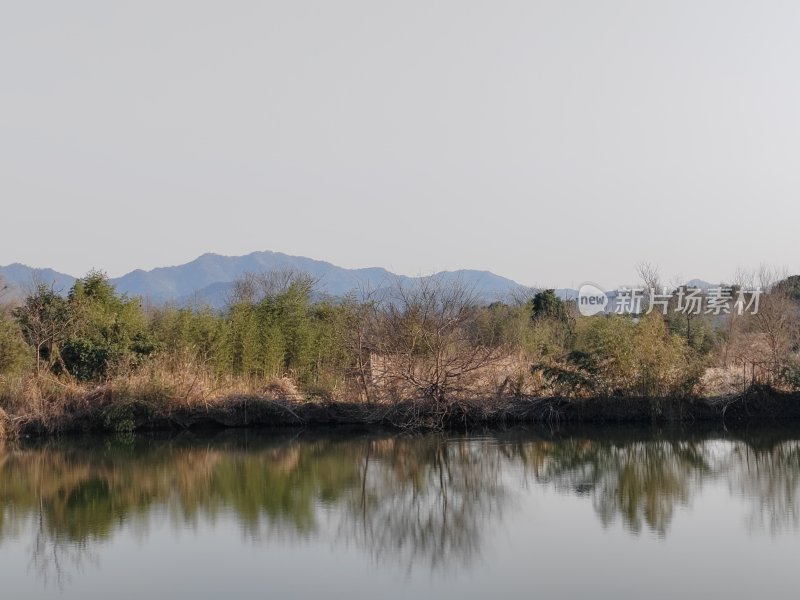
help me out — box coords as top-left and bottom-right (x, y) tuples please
(2, 426), (800, 599)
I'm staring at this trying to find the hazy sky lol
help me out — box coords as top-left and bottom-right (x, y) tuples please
(2, 1), (799, 287)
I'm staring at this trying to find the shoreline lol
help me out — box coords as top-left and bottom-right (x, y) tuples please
(4, 386), (800, 439)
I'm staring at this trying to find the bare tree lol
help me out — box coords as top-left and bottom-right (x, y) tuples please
(723, 266), (800, 386)
(369, 276), (507, 404)
(717, 267), (752, 368)
(636, 261), (663, 316)
(752, 288), (799, 384)
(504, 284), (541, 307)
(636, 261), (662, 289)
(339, 285), (384, 403)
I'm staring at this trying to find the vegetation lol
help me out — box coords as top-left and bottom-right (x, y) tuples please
(1, 265), (799, 436)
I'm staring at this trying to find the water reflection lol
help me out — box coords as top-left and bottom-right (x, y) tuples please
(3, 427), (800, 587)
(514, 437), (712, 534)
(722, 439), (800, 533)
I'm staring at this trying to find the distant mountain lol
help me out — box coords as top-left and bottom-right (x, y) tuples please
(111, 251), (527, 306)
(113, 251), (399, 304)
(683, 278), (715, 290)
(1, 251), (528, 308)
(1, 254), (734, 311)
(0, 263), (76, 301)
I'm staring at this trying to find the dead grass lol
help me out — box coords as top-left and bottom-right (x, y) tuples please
(0, 363), (308, 437)
(4, 356), (800, 438)
(262, 377), (302, 401)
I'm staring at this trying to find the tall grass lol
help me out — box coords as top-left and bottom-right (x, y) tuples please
(0, 355), (307, 437)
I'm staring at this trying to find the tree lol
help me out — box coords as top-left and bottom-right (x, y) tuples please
(537, 313), (700, 397)
(632, 314), (699, 397)
(530, 289), (570, 323)
(149, 305), (226, 371)
(0, 309), (30, 376)
(775, 275), (800, 303)
(573, 315), (637, 395)
(751, 286), (800, 384)
(61, 271), (156, 380)
(370, 277), (507, 404)
(527, 290), (574, 363)
(636, 261), (662, 314)
(336, 288), (382, 403)
(13, 284), (74, 374)
(227, 268), (318, 306)
(222, 269), (320, 382)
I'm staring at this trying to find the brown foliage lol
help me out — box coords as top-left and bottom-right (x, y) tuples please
(366, 277), (510, 404)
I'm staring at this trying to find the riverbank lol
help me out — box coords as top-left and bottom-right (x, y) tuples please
(2, 384), (800, 439)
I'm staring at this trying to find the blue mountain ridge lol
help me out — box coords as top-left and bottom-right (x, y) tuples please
(1, 250), (535, 308)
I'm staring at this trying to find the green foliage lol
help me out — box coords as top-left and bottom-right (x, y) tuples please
(776, 275), (800, 303)
(665, 310), (717, 354)
(0, 268), (780, 403)
(524, 291), (575, 362)
(202, 276), (359, 392)
(530, 289), (570, 323)
(63, 271), (158, 380)
(11, 272), (158, 381)
(573, 315), (637, 395)
(150, 306), (227, 370)
(102, 402), (137, 432)
(0, 310), (30, 376)
(60, 338), (111, 381)
(632, 315), (703, 397)
(536, 314), (702, 397)
(13, 283), (73, 371)
(471, 302), (528, 348)
(527, 315), (574, 359)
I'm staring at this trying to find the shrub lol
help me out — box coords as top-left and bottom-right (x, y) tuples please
(573, 315), (637, 395)
(537, 314), (703, 398)
(61, 337), (112, 381)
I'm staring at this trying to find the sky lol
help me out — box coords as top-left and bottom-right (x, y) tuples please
(1, 0), (799, 288)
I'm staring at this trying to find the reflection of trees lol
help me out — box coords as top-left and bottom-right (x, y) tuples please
(506, 438), (712, 535)
(723, 441), (800, 534)
(5, 429), (800, 588)
(29, 515), (99, 591)
(0, 433), (508, 585)
(341, 437), (505, 572)
(0, 437), (361, 587)
(0, 438), (366, 542)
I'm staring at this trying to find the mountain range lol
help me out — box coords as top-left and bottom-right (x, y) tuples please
(1, 250), (727, 310)
(0, 250), (535, 308)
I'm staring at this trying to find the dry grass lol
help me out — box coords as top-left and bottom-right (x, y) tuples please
(0, 361), (309, 437)
(0, 360), (554, 436)
(262, 377), (302, 401)
(4, 352), (800, 438)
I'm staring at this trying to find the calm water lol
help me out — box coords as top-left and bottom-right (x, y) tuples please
(2, 427), (800, 599)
